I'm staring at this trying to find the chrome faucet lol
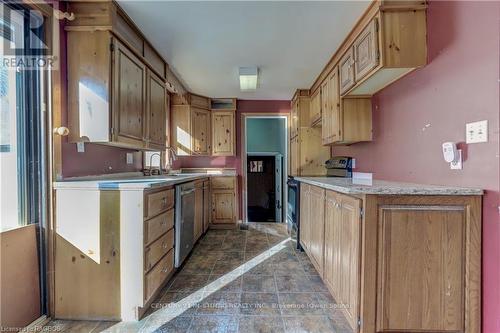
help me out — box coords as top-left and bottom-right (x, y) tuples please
(148, 152), (162, 176)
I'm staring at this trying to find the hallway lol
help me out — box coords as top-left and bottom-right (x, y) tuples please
(45, 223), (352, 333)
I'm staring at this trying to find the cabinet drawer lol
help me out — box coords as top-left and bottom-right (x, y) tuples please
(145, 230), (174, 272)
(145, 189), (174, 219)
(211, 177), (235, 190)
(145, 249), (174, 302)
(144, 209), (174, 246)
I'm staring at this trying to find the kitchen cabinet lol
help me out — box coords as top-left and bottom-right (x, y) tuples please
(299, 182), (481, 333)
(340, 47), (356, 94)
(211, 176), (237, 227)
(146, 70), (169, 150)
(66, 2), (172, 151)
(172, 93), (211, 156)
(211, 111), (235, 156)
(308, 185), (325, 275)
(299, 183), (311, 251)
(321, 66), (372, 146)
(309, 88), (321, 127)
(310, 2), (427, 98)
(191, 107), (211, 155)
(112, 38), (147, 148)
(54, 185), (175, 321)
(354, 19), (379, 80)
(289, 90), (330, 176)
(289, 135), (300, 176)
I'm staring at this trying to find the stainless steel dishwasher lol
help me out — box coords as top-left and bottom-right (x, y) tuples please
(174, 182), (195, 267)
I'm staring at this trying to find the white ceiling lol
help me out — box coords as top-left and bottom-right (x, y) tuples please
(117, 1), (370, 100)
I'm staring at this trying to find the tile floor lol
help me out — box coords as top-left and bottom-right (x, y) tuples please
(44, 223), (353, 333)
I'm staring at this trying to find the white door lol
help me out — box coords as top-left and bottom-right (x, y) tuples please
(275, 155), (283, 222)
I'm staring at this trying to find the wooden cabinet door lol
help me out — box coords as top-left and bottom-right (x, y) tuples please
(299, 183), (310, 251)
(194, 186), (203, 241)
(290, 135), (299, 176)
(202, 181), (210, 232)
(146, 69), (167, 150)
(376, 204), (466, 332)
(321, 79), (330, 144)
(291, 99), (299, 139)
(112, 39), (147, 148)
(211, 190), (235, 224)
(338, 194), (361, 330)
(354, 19), (379, 80)
(339, 47), (356, 95)
(324, 191), (342, 296)
(212, 111), (235, 156)
(329, 68), (341, 142)
(191, 107), (211, 155)
(308, 185), (325, 276)
(310, 89), (321, 126)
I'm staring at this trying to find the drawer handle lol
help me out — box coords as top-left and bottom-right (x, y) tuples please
(162, 242), (168, 249)
(162, 267), (170, 273)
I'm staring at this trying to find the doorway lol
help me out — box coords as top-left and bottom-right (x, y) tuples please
(242, 115), (288, 223)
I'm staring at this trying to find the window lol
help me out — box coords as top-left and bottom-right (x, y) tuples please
(0, 4), (45, 231)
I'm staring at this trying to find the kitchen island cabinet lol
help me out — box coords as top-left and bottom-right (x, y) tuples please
(297, 177), (482, 333)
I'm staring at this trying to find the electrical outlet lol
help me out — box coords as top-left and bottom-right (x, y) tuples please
(450, 150), (463, 170)
(126, 153), (134, 165)
(77, 142), (85, 153)
(351, 158), (356, 169)
(466, 120), (488, 144)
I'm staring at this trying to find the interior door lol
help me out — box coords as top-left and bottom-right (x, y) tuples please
(274, 155), (283, 222)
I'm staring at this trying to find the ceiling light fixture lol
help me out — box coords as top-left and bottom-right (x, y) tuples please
(239, 67), (258, 91)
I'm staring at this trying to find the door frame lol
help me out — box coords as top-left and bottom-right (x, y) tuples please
(240, 113), (289, 223)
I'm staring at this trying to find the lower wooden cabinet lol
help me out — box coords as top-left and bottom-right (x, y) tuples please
(202, 180), (211, 232)
(308, 185), (325, 276)
(54, 185), (176, 321)
(210, 176), (237, 227)
(299, 183), (311, 251)
(299, 184), (482, 333)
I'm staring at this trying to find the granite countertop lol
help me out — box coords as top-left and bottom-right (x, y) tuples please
(295, 177), (483, 196)
(53, 169), (237, 191)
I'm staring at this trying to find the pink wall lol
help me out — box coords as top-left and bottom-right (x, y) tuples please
(178, 100), (291, 217)
(333, 2), (500, 331)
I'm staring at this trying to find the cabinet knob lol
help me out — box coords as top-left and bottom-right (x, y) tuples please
(53, 127), (69, 136)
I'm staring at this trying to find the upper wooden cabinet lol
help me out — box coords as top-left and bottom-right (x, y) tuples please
(321, 67), (372, 146)
(66, 1), (167, 80)
(311, 2), (427, 98)
(339, 47), (356, 94)
(309, 88), (321, 127)
(172, 95), (236, 156)
(212, 111), (235, 156)
(290, 90), (310, 139)
(191, 107), (211, 155)
(354, 19), (379, 80)
(171, 93), (211, 156)
(112, 38), (147, 148)
(67, 31), (168, 150)
(147, 70), (168, 150)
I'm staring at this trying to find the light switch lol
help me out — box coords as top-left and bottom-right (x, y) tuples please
(466, 120), (488, 144)
(126, 153), (134, 165)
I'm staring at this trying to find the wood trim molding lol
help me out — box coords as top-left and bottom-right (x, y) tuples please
(240, 112), (290, 223)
